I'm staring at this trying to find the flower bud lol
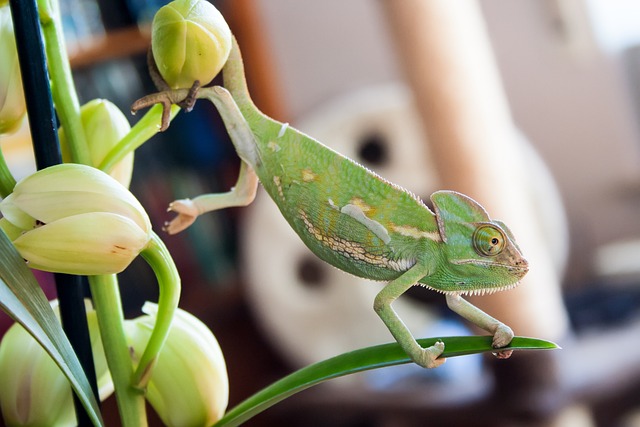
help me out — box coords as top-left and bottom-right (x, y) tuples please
(151, 0), (232, 89)
(125, 302), (228, 427)
(59, 99), (134, 187)
(0, 7), (26, 135)
(0, 300), (113, 427)
(0, 163), (152, 275)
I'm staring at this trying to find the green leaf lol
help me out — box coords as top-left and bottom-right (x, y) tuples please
(215, 335), (559, 427)
(0, 230), (104, 426)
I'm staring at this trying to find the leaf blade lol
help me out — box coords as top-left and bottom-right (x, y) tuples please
(215, 335), (559, 427)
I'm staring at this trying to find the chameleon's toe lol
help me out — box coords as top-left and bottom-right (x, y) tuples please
(131, 93), (174, 131)
(492, 349), (513, 360)
(164, 199), (199, 234)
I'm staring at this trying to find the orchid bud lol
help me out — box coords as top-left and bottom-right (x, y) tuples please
(0, 300), (113, 427)
(0, 163), (152, 275)
(151, 0), (231, 89)
(125, 302), (229, 427)
(0, 6), (26, 135)
(59, 99), (134, 187)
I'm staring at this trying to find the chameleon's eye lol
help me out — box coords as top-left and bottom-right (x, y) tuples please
(473, 225), (506, 256)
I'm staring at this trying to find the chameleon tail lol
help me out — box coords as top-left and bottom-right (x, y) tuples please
(222, 37), (262, 121)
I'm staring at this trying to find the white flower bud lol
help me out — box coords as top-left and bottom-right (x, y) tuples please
(0, 164), (152, 275)
(152, 0), (231, 89)
(125, 302), (229, 427)
(59, 99), (134, 187)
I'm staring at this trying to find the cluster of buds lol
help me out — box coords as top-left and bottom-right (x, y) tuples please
(0, 0), (235, 425)
(0, 300), (112, 426)
(0, 301), (229, 427)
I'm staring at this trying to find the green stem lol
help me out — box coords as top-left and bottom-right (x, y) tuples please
(0, 147), (16, 197)
(37, 0), (90, 165)
(99, 104), (180, 174)
(133, 232), (181, 388)
(88, 274), (147, 427)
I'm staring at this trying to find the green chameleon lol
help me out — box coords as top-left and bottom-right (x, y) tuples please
(133, 38), (529, 369)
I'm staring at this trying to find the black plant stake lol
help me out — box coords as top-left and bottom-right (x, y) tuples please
(8, 0), (99, 425)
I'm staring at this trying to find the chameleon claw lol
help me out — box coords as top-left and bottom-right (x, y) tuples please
(164, 199), (199, 234)
(176, 80), (201, 112)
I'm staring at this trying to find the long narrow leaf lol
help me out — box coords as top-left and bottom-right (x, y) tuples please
(215, 336), (559, 427)
(0, 230), (103, 426)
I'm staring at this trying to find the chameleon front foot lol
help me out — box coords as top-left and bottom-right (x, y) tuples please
(414, 340), (446, 369)
(491, 323), (514, 359)
(164, 199), (199, 234)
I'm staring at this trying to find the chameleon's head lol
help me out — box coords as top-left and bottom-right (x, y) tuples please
(428, 191), (529, 296)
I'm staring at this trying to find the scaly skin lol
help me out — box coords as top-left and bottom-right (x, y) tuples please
(132, 37), (529, 368)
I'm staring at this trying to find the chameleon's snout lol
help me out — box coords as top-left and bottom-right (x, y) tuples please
(512, 256), (529, 278)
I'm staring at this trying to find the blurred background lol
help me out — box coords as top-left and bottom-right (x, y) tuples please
(3, 0), (640, 426)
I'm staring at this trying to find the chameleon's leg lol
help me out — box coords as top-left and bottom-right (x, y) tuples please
(374, 264), (445, 368)
(164, 86), (261, 234)
(445, 293), (514, 359)
(165, 160), (258, 234)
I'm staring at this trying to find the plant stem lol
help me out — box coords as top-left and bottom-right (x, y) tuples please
(133, 232), (181, 388)
(89, 275), (148, 427)
(37, 0), (91, 165)
(99, 104), (180, 174)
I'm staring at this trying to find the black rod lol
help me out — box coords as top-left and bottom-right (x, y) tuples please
(8, 1), (99, 425)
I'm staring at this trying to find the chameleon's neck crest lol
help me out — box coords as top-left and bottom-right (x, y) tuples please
(222, 36), (265, 123)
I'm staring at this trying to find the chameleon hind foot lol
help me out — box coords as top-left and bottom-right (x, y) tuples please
(131, 80), (200, 132)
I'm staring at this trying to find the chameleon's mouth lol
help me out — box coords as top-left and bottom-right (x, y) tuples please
(420, 281), (522, 297)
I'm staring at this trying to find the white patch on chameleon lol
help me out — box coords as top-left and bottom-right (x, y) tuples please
(277, 123), (289, 138)
(273, 176), (284, 199)
(390, 224), (442, 242)
(340, 203), (391, 244)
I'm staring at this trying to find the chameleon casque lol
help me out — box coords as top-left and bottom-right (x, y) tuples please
(133, 38), (529, 368)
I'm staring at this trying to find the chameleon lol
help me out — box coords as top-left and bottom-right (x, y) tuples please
(132, 37), (529, 369)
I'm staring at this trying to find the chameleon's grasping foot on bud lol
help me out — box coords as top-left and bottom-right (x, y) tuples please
(132, 92), (178, 132)
(131, 80), (201, 132)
